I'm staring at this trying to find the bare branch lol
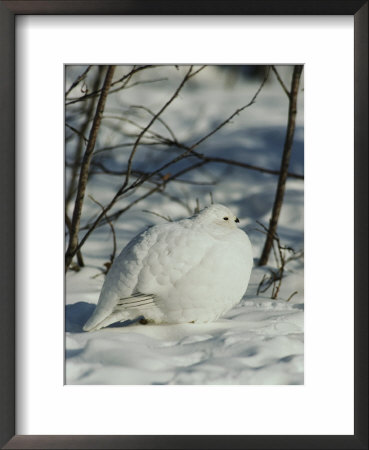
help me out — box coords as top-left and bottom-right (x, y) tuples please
(88, 195), (117, 267)
(158, 191), (193, 215)
(271, 66), (291, 99)
(120, 66), (194, 194)
(65, 65), (116, 271)
(286, 291), (298, 302)
(66, 65), (158, 105)
(130, 105), (177, 142)
(191, 66), (270, 149)
(259, 65), (303, 266)
(255, 220), (302, 300)
(195, 198), (200, 213)
(142, 210), (172, 222)
(65, 123), (88, 144)
(183, 152), (304, 180)
(65, 213), (84, 268)
(188, 65), (207, 79)
(66, 67), (105, 206)
(102, 114), (169, 144)
(65, 65), (92, 97)
(123, 78), (167, 90)
(93, 141), (164, 155)
(76, 160), (207, 242)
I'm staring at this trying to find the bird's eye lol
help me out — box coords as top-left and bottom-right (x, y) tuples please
(223, 217), (229, 221)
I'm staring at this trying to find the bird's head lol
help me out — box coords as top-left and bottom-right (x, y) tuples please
(195, 204), (240, 230)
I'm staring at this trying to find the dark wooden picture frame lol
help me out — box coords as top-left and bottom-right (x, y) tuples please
(0, 1), (367, 449)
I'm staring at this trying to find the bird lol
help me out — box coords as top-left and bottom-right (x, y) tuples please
(83, 204), (253, 331)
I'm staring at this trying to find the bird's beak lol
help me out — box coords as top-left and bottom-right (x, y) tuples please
(235, 217), (240, 223)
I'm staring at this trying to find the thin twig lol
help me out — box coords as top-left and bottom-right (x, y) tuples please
(102, 114), (169, 143)
(77, 160), (207, 237)
(286, 291), (298, 302)
(93, 141), (304, 179)
(191, 67), (270, 149)
(120, 66), (194, 194)
(156, 191), (193, 215)
(65, 65), (92, 97)
(195, 198), (200, 213)
(88, 195), (117, 266)
(65, 123), (88, 143)
(91, 164), (215, 186)
(130, 105), (177, 142)
(142, 210), (172, 222)
(209, 192), (214, 204)
(103, 161), (208, 225)
(188, 65), (207, 79)
(189, 153), (304, 180)
(93, 141), (164, 155)
(111, 65), (157, 87)
(65, 213), (84, 267)
(66, 65), (158, 105)
(271, 66), (291, 99)
(123, 78), (167, 90)
(257, 274), (267, 295)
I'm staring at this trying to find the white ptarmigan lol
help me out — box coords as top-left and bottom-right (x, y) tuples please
(83, 204), (253, 331)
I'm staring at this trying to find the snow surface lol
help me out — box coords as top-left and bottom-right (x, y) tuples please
(65, 65), (304, 385)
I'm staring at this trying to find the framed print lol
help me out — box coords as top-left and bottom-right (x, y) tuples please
(64, 63), (305, 384)
(0, 1), (367, 449)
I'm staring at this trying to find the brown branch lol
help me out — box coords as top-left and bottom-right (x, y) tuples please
(179, 151), (304, 180)
(120, 66), (194, 195)
(65, 213), (84, 268)
(130, 105), (177, 142)
(65, 123), (88, 143)
(191, 67), (270, 149)
(122, 77), (167, 90)
(76, 160), (207, 242)
(65, 65), (116, 271)
(88, 195), (117, 266)
(188, 65), (207, 79)
(91, 161), (216, 186)
(142, 210), (172, 222)
(102, 114), (169, 144)
(124, 69), (276, 192)
(156, 191), (193, 215)
(111, 65), (156, 87)
(259, 65), (303, 266)
(66, 67), (104, 207)
(65, 65), (92, 97)
(255, 220), (299, 300)
(98, 87), (304, 181)
(106, 161), (207, 223)
(93, 141), (164, 155)
(271, 66), (291, 99)
(66, 65), (157, 105)
(286, 291), (298, 302)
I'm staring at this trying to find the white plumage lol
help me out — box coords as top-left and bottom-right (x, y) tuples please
(83, 204), (253, 331)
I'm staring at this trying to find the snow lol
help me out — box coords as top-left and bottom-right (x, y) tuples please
(65, 65), (304, 385)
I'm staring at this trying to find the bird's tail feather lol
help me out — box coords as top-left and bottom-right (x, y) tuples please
(116, 293), (156, 309)
(83, 293), (157, 332)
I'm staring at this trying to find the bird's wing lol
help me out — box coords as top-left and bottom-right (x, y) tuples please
(83, 226), (161, 331)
